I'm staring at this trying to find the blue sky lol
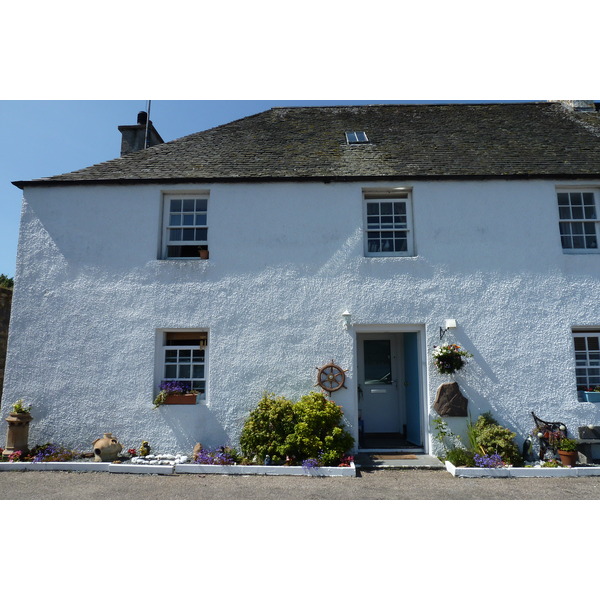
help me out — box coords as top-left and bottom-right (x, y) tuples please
(0, 99), (533, 278)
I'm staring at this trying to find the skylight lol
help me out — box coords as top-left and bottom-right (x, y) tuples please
(345, 131), (369, 144)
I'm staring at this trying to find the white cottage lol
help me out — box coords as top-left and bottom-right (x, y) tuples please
(2, 101), (600, 457)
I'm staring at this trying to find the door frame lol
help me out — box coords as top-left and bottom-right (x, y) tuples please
(352, 324), (427, 453)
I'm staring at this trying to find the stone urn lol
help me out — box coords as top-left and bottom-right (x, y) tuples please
(92, 433), (123, 462)
(2, 411), (33, 457)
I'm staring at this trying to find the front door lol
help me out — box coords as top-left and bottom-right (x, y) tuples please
(358, 334), (403, 434)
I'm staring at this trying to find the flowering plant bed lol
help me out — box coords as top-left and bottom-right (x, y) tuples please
(0, 457), (355, 476)
(445, 461), (600, 478)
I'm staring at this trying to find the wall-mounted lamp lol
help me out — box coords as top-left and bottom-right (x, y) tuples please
(440, 319), (457, 340)
(342, 311), (352, 330)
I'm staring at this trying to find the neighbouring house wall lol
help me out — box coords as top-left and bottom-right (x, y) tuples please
(0, 287), (12, 404)
(1, 180), (599, 454)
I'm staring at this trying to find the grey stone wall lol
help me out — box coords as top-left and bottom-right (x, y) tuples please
(0, 287), (12, 404)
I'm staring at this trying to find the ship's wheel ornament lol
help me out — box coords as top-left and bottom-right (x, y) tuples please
(315, 361), (348, 395)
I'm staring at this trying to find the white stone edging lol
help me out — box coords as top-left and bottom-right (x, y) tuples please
(0, 461), (356, 477)
(445, 461), (600, 478)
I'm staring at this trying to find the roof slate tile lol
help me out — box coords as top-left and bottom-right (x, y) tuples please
(13, 102), (600, 188)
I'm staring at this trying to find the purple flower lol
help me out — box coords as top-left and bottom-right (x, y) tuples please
(474, 453), (504, 468)
(159, 380), (192, 394)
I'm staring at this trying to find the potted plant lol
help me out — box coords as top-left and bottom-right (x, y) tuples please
(556, 437), (579, 467)
(153, 380), (198, 408)
(583, 386), (600, 403)
(432, 343), (473, 375)
(2, 399), (33, 458)
(198, 246), (209, 260)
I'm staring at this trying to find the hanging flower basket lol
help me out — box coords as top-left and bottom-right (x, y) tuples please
(432, 343), (473, 375)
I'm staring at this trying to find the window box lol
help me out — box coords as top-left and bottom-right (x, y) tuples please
(162, 393), (198, 405)
(583, 391), (600, 403)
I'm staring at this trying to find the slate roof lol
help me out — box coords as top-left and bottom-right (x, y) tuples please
(13, 102), (600, 188)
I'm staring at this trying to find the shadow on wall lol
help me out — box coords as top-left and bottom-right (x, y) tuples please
(0, 287), (13, 405)
(158, 402), (228, 452)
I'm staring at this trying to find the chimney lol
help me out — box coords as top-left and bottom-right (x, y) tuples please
(118, 111), (164, 156)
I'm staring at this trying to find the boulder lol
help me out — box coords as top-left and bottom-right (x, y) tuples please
(433, 382), (468, 417)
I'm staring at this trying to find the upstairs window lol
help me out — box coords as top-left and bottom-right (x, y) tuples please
(557, 190), (599, 252)
(346, 131), (369, 144)
(364, 190), (414, 256)
(163, 194), (208, 259)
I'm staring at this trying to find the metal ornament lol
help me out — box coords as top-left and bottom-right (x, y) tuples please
(315, 361), (348, 395)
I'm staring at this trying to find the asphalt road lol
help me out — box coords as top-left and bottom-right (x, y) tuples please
(2, 468), (600, 500)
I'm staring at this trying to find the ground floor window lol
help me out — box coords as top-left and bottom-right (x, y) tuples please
(573, 330), (600, 396)
(161, 331), (207, 397)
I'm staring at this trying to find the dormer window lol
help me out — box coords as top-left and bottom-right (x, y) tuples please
(345, 131), (369, 144)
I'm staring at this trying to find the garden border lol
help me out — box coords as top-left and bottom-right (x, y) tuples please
(446, 461), (600, 478)
(0, 461), (356, 477)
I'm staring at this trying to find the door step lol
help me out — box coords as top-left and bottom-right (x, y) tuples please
(355, 452), (445, 470)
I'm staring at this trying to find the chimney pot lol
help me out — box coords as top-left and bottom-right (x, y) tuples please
(137, 111), (148, 125)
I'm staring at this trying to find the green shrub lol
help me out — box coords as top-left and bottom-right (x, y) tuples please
(240, 391), (354, 466)
(239, 392), (295, 463)
(445, 447), (475, 467)
(472, 413), (523, 466)
(287, 391), (354, 466)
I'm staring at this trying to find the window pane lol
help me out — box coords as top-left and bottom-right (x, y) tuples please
(182, 199), (195, 212)
(178, 364), (191, 378)
(559, 207), (571, 219)
(364, 340), (392, 384)
(195, 229), (208, 241)
(195, 214), (207, 226)
(179, 350), (191, 362)
(196, 199), (208, 212)
(170, 215), (181, 226)
(183, 214), (194, 226)
(164, 365), (177, 378)
(169, 229), (182, 241)
(583, 193), (595, 205)
(170, 199), (182, 212)
(571, 193), (582, 205)
(367, 203), (379, 215)
(182, 229), (195, 241)
(193, 365), (205, 378)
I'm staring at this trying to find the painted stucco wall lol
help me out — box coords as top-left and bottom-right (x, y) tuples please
(1, 179), (599, 455)
(0, 287), (12, 403)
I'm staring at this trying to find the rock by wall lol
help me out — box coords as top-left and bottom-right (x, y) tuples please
(0, 287), (12, 404)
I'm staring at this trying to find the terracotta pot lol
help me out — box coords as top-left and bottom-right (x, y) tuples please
(92, 433), (123, 462)
(558, 450), (578, 467)
(198, 248), (209, 259)
(3, 412), (33, 457)
(163, 393), (197, 405)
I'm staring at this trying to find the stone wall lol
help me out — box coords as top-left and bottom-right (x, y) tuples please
(0, 287), (12, 404)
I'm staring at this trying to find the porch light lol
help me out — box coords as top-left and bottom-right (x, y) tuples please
(342, 311), (352, 330)
(439, 319), (457, 339)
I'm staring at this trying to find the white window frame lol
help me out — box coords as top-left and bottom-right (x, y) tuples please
(162, 193), (209, 259)
(557, 188), (600, 253)
(363, 189), (414, 257)
(573, 330), (600, 396)
(160, 331), (208, 400)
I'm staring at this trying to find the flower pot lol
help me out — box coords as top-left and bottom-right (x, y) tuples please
(583, 391), (600, 403)
(92, 433), (123, 462)
(163, 393), (197, 405)
(2, 412), (33, 457)
(558, 450), (578, 467)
